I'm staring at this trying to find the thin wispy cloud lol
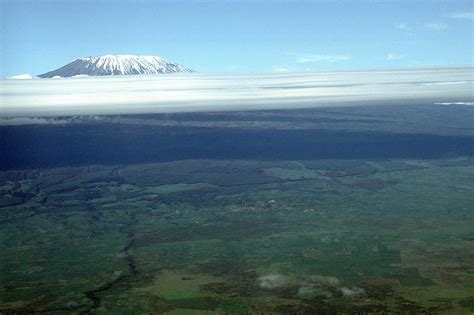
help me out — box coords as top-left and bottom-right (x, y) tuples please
(296, 54), (351, 63)
(272, 65), (293, 73)
(424, 23), (448, 30)
(395, 23), (412, 31)
(380, 53), (404, 61)
(447, 12), (474, 20)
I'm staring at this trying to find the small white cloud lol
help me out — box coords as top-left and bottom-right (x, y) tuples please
(434, 102), (474, 106)
(424, 22), (448, 30)
(272, 65), (293, 73)
(8, 74), (33, 80)
(257, 274), (289, 289)
(341, 287), (365, 297)
(447, 12), (474, 20)
(395, 23), (412, 31)
(423, 81), (470, 86)
(380, 53), (404, 61)
(296, 54), (351, 63)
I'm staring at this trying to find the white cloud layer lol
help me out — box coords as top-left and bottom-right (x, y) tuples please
(0, 67), (472, 118)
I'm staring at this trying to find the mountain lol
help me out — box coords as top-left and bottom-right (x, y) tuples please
(38, 55), (194, 78)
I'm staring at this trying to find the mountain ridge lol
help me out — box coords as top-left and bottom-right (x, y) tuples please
(38, 55), (194, 78)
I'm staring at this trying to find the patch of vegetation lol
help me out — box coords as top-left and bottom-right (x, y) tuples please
(1, 158), (473, 313)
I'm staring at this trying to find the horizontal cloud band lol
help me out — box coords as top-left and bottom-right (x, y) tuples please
(0, 67), (473, 118)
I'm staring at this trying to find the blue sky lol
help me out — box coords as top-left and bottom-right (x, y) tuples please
(1, 0), (473, 77)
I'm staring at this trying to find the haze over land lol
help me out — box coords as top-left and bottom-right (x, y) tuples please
(1, 67), (472, 119)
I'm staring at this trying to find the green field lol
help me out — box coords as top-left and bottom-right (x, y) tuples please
(1, 157), (473, 314)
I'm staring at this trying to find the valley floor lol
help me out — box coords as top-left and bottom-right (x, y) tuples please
(1, 157), (473, 314)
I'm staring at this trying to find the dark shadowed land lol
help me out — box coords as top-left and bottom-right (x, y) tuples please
(1, 104), (474, 314)
(2, 104), (474, 170)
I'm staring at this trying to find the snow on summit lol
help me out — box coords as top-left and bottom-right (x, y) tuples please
(38, 55), (194, 78)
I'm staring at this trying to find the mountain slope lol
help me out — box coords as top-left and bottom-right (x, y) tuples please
(38, 55), (194, 78)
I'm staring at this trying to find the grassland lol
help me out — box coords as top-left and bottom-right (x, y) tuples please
(1, 157), (473, 314)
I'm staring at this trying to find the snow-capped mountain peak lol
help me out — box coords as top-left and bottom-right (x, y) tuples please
(38, 55), (194, 78)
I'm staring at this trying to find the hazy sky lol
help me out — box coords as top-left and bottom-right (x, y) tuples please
(1, 0), (473, 77)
